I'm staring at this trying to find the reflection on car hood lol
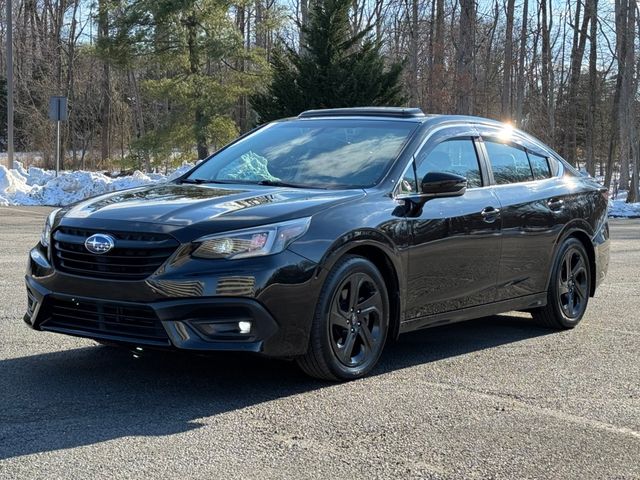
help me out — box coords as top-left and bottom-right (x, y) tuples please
(61, 183), (364, 231)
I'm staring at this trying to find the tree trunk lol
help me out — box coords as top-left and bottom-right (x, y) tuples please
(540, 0), (555, 141)
(425, 0), (436, 111)
(585, 0), (598, 176)
(408, 0), (419, 106)
(617, 0), (634, 191)
(604, 0), (627, 190)
(455, 0), (475, 115)
(515, 0), (528, 126)
(187, 12), (208, 160)
(502, 0), (516, 120)
(516, 0), (529, 126)
(483, 0), (500, 117)
(624, 0), (638, 201)
(565, 0), (591, 166)
(432, 0), (445, 112)
(300, 0), (309, 52)
(98, 0), (110, 163)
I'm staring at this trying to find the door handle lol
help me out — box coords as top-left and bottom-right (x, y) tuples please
(547, 198), (564, 211)
(480, 206), (500, 223)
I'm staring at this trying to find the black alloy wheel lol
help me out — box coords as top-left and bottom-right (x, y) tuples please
(297, 255), (389, 381)
(329, 272), (384, 368)
(532, 237), (591, 329)
(557, 246), (589, 319)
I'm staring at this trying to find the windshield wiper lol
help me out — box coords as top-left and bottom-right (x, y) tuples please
(179, 178), (247, 185)
(179, 178), (211, 184)
(179, 177), (311, 188)
(256, 179), (308, 189)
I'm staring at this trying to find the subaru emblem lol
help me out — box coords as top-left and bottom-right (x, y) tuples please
(85, 233), (115, 255)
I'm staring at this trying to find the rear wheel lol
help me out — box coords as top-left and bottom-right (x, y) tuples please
(532, 237), (591, 329)
(297, 255), (389, 381)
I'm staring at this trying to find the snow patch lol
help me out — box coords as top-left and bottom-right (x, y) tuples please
(609, 190), (640, 218)
(0, 163), (195, 207)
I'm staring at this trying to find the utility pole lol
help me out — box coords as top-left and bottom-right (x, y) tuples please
(6, 0), (14, 170)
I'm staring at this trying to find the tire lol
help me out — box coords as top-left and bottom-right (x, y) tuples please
(531, 237), (591, 329)
(296, 255), (390, 381)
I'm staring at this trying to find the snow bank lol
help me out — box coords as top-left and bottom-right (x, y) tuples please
(0, 162), (194, 207)
(609, 190), (640, 218)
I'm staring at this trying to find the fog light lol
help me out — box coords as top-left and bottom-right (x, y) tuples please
(193, 320), (254, 338)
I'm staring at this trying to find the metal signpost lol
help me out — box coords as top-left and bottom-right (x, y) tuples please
(48, 96), (68, 176)
(6, 0), (14, 170)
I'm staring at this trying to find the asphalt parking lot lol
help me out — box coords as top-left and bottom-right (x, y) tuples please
(0, 206), (638, 479)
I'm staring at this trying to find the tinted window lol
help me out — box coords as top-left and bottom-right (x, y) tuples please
(485, 141), (533, 184)
(548, 156), (560, 176)
(188, 120), (417, 189)
(397, 166), (418, 194)
(416, 138), (482, 188)
(528, 152), (551, 180)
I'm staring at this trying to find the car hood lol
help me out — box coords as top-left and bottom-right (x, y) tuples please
(60, 182), (364, 234)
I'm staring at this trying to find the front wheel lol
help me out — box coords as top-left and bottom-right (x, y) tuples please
(297, 255), (389, 381)
(532, 237), (591, 329)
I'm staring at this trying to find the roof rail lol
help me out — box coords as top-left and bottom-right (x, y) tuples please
(297, 107), (425, 119)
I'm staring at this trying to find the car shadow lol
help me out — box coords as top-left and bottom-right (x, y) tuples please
(1, 313), (553, 460)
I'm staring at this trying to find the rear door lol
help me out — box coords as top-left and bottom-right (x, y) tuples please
(404, 127), (502, 320)
(475, 127), (565, 301)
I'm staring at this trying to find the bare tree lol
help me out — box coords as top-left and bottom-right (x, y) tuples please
(585, 0), (598, 176)
(98, 0), (111, 162)
(501, 0), (515, 120)
(565, 0), (591, 166)
(515, 0), (529, 125)
(407, 0), (420, 106)
(455, 0), (475, 114)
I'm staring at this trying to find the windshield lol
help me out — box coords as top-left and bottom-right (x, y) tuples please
(186, 119), (418, 189)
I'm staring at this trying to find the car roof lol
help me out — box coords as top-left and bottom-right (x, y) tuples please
(297, 107), (427, 120)
(287, 108), (509, 128)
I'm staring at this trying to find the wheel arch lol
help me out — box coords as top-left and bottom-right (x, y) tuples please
(345, 245), (402, 341)
(566, 230), (597, 297)
(551, 223), (597, 297)
(319, 238), (403, 342)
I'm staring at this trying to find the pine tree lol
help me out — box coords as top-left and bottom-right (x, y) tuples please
(104, 0), (268, 161)
(252, 0), (405, 122)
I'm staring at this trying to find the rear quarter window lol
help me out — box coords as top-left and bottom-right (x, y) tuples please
(528, 152), (552, 180)
(484, 140), (533, 184)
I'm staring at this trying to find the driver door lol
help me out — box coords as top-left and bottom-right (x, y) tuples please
(405, 130), (502, 320)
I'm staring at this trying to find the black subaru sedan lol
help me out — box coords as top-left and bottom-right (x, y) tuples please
(25, 108), (610, 380)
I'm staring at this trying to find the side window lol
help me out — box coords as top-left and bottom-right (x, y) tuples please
(416, 138), (482, 188)
(397, 166), (417, 194)
(547, 156), (560, 176)
(484, 140), (533, 184)
(528, 152), (551, 180)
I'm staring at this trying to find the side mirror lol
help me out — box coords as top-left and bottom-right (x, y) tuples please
(420, 171), (467, 198)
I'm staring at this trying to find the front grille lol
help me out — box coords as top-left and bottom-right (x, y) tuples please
(42, 297), (170, 345)
(52, 227), (179, 280)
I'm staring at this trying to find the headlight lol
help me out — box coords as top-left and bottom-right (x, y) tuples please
(41, 209), (61, 248)
(192, 217), (311, 260)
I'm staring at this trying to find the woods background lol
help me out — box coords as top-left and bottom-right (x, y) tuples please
(0, 0), (639, 200)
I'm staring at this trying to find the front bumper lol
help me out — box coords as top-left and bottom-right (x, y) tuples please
(25, 244), (321, 357)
